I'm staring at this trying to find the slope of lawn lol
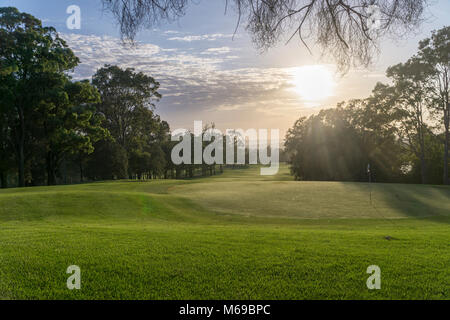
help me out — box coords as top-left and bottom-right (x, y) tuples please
(0, 165), (449, 300)
(172, 166), (450, 220)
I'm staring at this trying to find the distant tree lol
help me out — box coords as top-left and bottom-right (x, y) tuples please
(92, 65), (162, 152)
(92, 65), (172, 180)
(36, 79), (107, 185)
(157, 120), (175, 178)
(285, 96), (405, 182)
(102, 0), (427, 71)
(284, 117), (308, 180)
(286, 108), (361, 181)
(162, 137), (177, 179)
(87, 140), (129, 180)
(417, 26), (450, 185)
(128, 107), (164, 179)
(150, 119), (171, 178)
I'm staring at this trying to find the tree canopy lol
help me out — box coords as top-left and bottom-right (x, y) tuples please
(0, 8), (107, 186)
(0, 7), (80, 186)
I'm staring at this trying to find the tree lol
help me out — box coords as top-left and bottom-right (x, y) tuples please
(0, 99), (13, 188)
(345, 85), (404, 182)
(0, 64), (15, 188)
(102, 0), (427, 71)
(149, 118), (171, 178)
(92, 65), (170, 180)
(0, 7), (79, 186)
(86, 140), (129, 180)
(129, 111), (171, 179)
(92, 65), (161, 152)
(1, 8), (174, 187)
(285, 94), (405, 182)
(387, 58), (434, 184)
(285, 108), (363, 181)
(36, 79), (107, 185)
(284, 116), (309, 180)
(418, 26), (450, 185)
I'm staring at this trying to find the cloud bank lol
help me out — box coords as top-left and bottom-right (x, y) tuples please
(61, 32), (383, 134)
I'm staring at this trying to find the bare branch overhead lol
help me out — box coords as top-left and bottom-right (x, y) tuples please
(102, 0), (428, 71)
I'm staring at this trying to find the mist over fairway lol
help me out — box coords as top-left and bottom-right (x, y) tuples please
(0, 165), (449, 300)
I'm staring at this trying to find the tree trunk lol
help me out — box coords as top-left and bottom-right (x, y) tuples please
(63, 157), (67, 185)
(420, 154), (427, 185)
(47, 152), (57, 186)
(16, 106), (26, 187)
(17, 143), (25, 187)
(419, 137), (427, 184)
(0, 171), (7, 189)
(444, 127), (449, 185)
(79, 159), (84, 183)
(418, 121), (427, 184)
(444, 105), (449, 185)
(15, 126), (26, 188)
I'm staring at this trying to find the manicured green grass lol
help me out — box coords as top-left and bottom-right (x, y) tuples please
(0, 165), (449, 300)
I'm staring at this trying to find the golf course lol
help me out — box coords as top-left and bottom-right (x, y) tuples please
(0, 164), (449, 300)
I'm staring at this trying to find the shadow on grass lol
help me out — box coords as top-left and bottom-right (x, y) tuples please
(359, 182), (450, 224)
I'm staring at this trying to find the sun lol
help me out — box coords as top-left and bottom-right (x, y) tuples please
(291, 65), (336, 102)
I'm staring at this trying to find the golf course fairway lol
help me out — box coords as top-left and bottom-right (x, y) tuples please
(0, 165), (449, 300)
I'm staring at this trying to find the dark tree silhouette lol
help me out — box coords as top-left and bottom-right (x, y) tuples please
(285, 26), (449, 185)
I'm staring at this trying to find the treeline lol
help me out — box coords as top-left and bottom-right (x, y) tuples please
(285, 26), (449, 185)
(0, 8), (237, 188)
(0, 7), (193, 188)
(87, 72), (227, 182)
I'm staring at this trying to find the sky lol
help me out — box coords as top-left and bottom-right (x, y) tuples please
(3, 0), (450, 137)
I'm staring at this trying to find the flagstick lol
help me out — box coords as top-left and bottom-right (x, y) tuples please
(368, 163), (372, 206)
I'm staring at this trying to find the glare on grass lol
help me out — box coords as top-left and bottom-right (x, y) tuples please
(290, 65), (336, 103)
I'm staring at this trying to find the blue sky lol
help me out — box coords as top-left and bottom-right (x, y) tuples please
(3, 0), (450, 135)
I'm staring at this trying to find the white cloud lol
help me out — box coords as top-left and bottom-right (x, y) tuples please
(167, 33), (235, 42)
(60, 33), (326, 133)
(163, 30), (182, 35)
(202, 47), (232, 55)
